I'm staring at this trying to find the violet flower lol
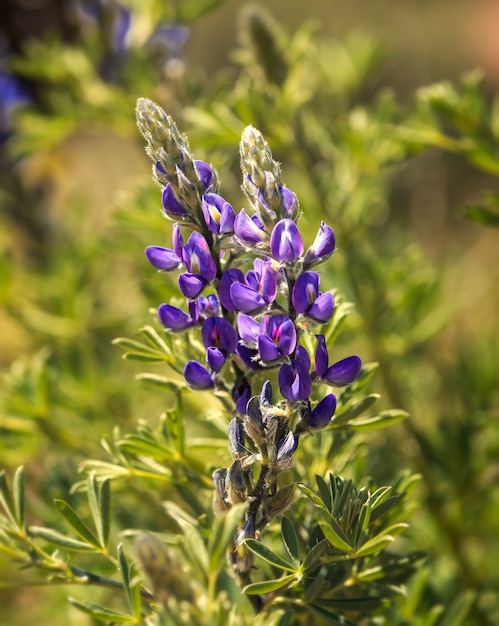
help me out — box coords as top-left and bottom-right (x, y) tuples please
(278, 345), (312, 402)
(184, 361), (214, 389)
(178, 232), (217, 298)
(258, 314), (297, 363)
(229, 258), (277, 314)
(202, 193), (235, 234)
(145, 245), (181, 271)
(292, 272), (334, 323)
(158, 303), (194, 331)
(270, 219), (304, 263)
(314, 334), (362, 386)
(234, 209), (268, 246)
(162, 183), (188, 218)
(304, 221), (336, 268)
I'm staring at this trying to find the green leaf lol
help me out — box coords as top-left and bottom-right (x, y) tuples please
(315, 475), (332, 511)
(243, 573), (297, 595)
(118, 544), (140, 619)
(354, 524), (408, 557)
(302, 539), (329, 571)
(99, 480), (111, 548)
(0, 471), (16, 527)
(281, 517), (300, 563)
(297, 483), (328, 509)
(54, 500), (101, 548)
(332, 394), (380, 425)
(244, 539), (296, 572)
(29, 526), (98, 552)
(208, 503), (246, 575)
(135, 373), (185, 391)
(69, 597), (136, 624)
(336, 409), (409, 431)
(13, 467), (25, 530)
(462, 203), (499, 228)
(318, 520), (353, 553)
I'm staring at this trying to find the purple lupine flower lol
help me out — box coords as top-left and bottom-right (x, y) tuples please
(206, 346), (226, 372)
(292, 272), (334, 323)
(230, 259), (277, 314)
(150, 24), (191, 54)
(237, 313), (261, 346)
(314, 335), (362, 386)
(219, 269), (245, 311)
(278, 345), (312, 402)
(234, 209), (267, 245)
(270, 219), (304, 263)
(162, 183), (188, 218)
(304, 221), (336, 268)
(258, 315), (297, 362)
(158, 303), (194, 331)
(232, 376), (252, 414)
(196, 294), (220, 318)
(280, 186), (299, 220)
(201, 317), (238, 354)
(310, 394), (337, 429)
(184, 361), (214, 389)
(202, 193), (235, 234)
(195, 160), (217, 193)
(145, 245), (181, 271)
(178, 232), (217, 298)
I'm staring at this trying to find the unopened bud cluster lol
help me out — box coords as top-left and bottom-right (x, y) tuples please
(136, 98), (362, 580)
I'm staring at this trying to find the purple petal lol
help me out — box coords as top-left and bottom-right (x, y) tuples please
(232, 378), (252, 414)
(230, 283), (267, 313)
(235, 344), (261, 370)
(310, 394), (337, 429)
(202, 317), (238, 353)
(314, 334), (329, 378)
(219, 268), (245, 311)
(196, 294), (220, 318)
(260, 314), (297, 357)
(195, 160), (216, 192)
(324, 356), (362, 386)
(172, 223), (184, 259)
(184, 361), (214, 389)
(182, 244), (216, 283)
(206, 346), (226, 372)
(258, 335), (282, 362)
(162, 184), (187, 217)
(145, 246), (180, 271)
(158, 304), (193, 330)
(178, 273), (206, 299)
(307, 292), (334, 323)
(304, 221), (336, 267)
(234, 209), (267, 245)
(270, 219), (304, 262)
(259, 262), (277, 303)
(292, 272), (320, 314)
(202, 193), (235, 234)
(237, 313), (260, 345)
(278, 362), (312, 402)
(280, 186), (299, 220)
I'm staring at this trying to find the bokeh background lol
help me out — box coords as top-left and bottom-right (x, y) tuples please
(1, 1), (498, 624)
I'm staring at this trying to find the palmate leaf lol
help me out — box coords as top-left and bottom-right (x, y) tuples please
(355, 523), (409, 557)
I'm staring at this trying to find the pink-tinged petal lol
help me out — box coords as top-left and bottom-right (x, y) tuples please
(324, 356), (362, 386)
(145, 246), (180, 271)
(184, 361), (214, 389)
(201, 317), (238, 353)
(158, 304), (193, 330)
(258, 335), (281, 362)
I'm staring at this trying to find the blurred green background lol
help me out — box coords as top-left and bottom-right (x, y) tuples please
(1, 0), (498, 624)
